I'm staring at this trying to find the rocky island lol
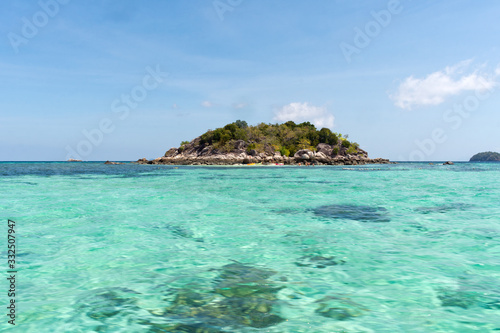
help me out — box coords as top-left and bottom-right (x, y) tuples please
(137, 120), (392, 166)
(470, 151), (500, 162)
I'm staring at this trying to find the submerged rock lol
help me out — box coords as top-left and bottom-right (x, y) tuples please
(439, 293), (474, 309)
(295, 255), (345, 268)
(75, 287), (141, 321)
(147, 262), (286, 331)
(164, 224), (204, 242)
(214, 263), (282, 298)
(437, 288), (500, 310)
(271, 208), (302, 215)
(315, 295), (367, 320)
(415, 203), (474, 214)
(74, 261), (374, 330)
(312, 204), (390, 222)
(147, 323), (228, 333)
(74, 260), (376, 330)
(437, 289), (478, 309)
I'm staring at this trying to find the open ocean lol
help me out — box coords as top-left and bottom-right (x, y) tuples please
(1, 162), (499, 333)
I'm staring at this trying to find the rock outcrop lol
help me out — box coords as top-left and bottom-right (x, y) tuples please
(136, 137), (392, 166)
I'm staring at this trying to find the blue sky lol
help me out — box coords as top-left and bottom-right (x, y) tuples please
(1, 0), (500, 161)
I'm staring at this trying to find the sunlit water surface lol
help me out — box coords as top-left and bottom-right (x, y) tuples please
(1, 162), (499, 332)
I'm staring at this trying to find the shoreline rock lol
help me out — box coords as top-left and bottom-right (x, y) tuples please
(136, 137), (393, 166)
(104, 161), (125, 165)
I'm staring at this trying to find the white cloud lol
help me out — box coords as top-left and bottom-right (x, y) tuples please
(273, 102), (334, 129)
(390, 60), (497, 110)
(201, 100), (214, 108)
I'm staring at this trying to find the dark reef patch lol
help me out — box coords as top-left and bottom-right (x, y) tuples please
(312, 204), (390, 222)
(145, 262), (286, 331)
(73, 261), (375, 331)
(437, 288), (500, 310)
(271, 208), (303, 215)
(75, 287), (141, 321)
(415, 203), (474, 214)
(314, 295), (367, 320)
(16, 181), (38, 186)
(295, 255), (345, 268)
(164, 224), (204, 242)
(438, 289), (477, 309)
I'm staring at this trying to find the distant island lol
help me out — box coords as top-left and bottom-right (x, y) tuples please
(137, 120), (391, 166)
(470, 151), (500, 162)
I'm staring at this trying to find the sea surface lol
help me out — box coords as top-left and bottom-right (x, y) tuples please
(1, 162), (499, 333)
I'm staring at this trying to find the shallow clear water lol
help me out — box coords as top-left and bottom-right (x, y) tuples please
(1, 162), (499, 332)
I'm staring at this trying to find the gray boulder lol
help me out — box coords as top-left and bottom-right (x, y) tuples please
(294, 149), (315, 160)
(316, 143), (333, 156)
(233, 140), (247, 150)
(164, 148), (178, 157)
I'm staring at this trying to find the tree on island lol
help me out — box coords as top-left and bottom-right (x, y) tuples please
(191, 120), (357, 157)
(469, 151), (500, 162)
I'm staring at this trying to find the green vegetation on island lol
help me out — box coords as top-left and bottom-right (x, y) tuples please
(136, 119), (393, 165)
(469, 151), (500, 162)
(193, 120), (359, 157)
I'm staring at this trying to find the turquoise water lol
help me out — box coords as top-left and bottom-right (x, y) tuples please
(1, 162), (499, 332)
